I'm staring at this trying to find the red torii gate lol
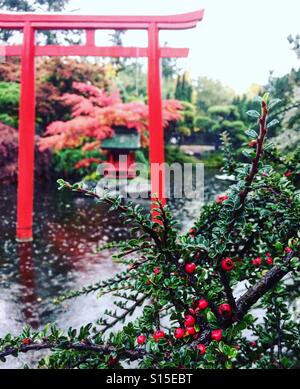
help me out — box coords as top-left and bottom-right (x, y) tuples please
(0, 10), (204, 242)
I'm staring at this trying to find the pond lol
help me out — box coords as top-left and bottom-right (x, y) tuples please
(0, 168), (229, 368)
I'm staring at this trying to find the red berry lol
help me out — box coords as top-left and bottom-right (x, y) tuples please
(211, 329), (222, 342)
(188, 308), (196, 315)
(108, 356), (118, 365)
(184, 315), (196, 327)
(266, 252), (272, 257)
(218, 303), (232, 318)
(198, 299), (209, 310)
(221, 258), (234, 271)
(185, 262), (197, 274)
(197, 344), (206, 355)
(266, 257), (273, 265)
(194, 251), (201, 260)
(189, 228), (197, 236)
(250, 341), (257, 348)
(153, 330), (165, 342)
(216, 194), (228, 204)
(248, 140), (257, 147)
(252, 257), (262, 267)
(153, 267), (161, 275)
(285, 247), (292, 254)
(285, 170), (292, 177)
(137, 335), (147, 345)
(174, 328), (185, 339)
(186, 327), (196, 336)
(22, 338), (31, 345)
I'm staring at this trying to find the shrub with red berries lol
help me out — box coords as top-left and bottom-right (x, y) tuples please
(0, 96), (299, 369)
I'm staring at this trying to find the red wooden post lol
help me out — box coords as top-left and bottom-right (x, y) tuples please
(148, 23), (166, 213)
(16, 22), (36, 242)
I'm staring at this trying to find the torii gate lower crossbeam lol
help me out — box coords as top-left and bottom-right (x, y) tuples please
(0, 10), (204, 241)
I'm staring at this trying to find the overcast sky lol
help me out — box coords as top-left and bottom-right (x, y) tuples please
(54, 1), (300, 93)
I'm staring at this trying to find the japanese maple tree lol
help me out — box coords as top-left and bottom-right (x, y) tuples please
(39, 82), (183, 170)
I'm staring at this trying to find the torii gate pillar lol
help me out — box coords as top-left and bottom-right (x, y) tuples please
(148, 23), (165, 209)
(17, 22), (36, 241)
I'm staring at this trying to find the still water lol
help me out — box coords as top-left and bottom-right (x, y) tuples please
(0, 169), (229, 367)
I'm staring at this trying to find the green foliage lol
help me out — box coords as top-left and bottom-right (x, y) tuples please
(220, 131), (237, 174)
(266, 65), (300, 138)
(208, 105), (240, 119)
(199, 151), (224, 169)
(0, 82), (20, 106)
(0, 82), (20, 127)
(195, 115), (215, 130)
(116, 62), (147, 102)
(175, 72), (193, 103)
(165, 145), (200, 165)
(165, 100), (198, 143)
(195, 77), (236, 112)
(53, 148), (102, 177)
(0, 113), (17, 127)
(196, 103), (248, 150)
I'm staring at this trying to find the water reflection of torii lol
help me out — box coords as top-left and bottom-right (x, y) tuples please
(0, 10), (204, 242)
(18, 243), (39, 328)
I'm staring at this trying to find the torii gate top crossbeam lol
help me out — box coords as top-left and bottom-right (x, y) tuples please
(0, 10), (204, 30)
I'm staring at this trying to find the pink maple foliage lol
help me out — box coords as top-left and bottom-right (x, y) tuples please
(39, 82), (183, 152)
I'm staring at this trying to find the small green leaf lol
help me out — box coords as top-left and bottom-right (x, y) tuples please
(253, 96), (263, 103)
(267, 119), (279, 128)
(264, 142), (274, 151)
(246, 110), (260, 119)
(262, 92), (270, 103)
(207, 310), (217, 323)
(269, 98), (282, 109)
(274, 241), (283, 251)
(245, 129), (258, 139)
(242, 149), (255, 158)
(218, 341), (225, 353)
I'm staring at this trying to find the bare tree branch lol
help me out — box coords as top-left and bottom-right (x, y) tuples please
(0, 341), (145, 361)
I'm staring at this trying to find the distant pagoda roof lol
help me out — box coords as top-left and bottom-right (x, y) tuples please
(101, 126), (141, 151)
